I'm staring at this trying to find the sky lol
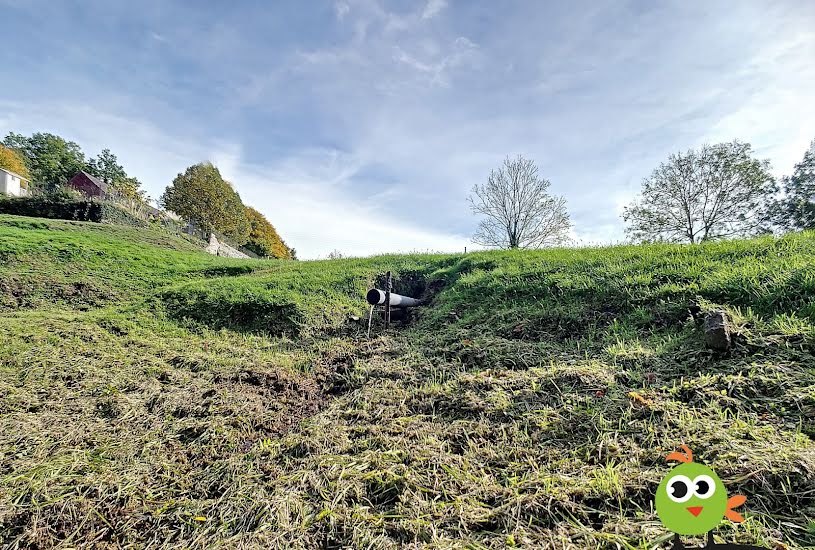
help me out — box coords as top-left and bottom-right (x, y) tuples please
(1, 0), (813, 258)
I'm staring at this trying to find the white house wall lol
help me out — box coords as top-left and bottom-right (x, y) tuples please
(0, 172), (23, 197)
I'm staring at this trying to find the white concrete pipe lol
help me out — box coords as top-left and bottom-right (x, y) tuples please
(366, 288), (422, 308)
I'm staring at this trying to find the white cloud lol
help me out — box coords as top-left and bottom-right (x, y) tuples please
(334, 1), (350, 21)
(209, 143), (243, 185)
(421, 0), (447, 20)
(211, 144), (472, 257)
(392, 35), (479, 86)
(238, 167), (471, 258)
(702, 32), (815, 176)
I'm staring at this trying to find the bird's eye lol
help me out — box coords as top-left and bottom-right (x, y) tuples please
(666, 475), (693, 503)
(693, 475), (716, 499)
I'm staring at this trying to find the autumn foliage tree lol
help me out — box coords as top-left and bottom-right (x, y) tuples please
(161, 163), (250, 244)
(244, 206), (293, 259)
(0, 145), (30, 180)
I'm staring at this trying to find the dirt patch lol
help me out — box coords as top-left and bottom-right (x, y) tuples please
(0, 274), (110, 310)
(198, 265), (256, 278)
(191, 364), (352, 439)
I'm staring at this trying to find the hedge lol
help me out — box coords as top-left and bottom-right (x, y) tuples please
(0, 196), (147, 227)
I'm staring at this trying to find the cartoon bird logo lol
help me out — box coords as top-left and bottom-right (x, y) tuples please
(656, 445), (746, 536)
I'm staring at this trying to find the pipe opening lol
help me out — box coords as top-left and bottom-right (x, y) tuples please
(366, 288), (385, 305)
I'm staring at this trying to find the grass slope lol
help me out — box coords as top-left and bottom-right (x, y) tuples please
(0, 214), (813, 549)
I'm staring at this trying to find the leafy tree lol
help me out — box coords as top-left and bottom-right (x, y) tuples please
(221, 182), (252, 244)
(161, 163), (250, 244)
(771, 140), (815, 231)
(623, 141), (775, 243)
(2, 132), (87, 192)
(243, 206), (293, 259)
(119, 176), (146, 202)
(0, 145), (30, 180)
(469, 155), (571, 249)
(87, 148), (145, 201)
(88, 149), (126, 185)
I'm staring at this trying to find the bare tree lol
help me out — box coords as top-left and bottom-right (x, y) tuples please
(469, 155), (571, 249)
(623, 141), (775, 243)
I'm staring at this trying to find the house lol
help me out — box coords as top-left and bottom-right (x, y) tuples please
(0, 167), (30, 197)
(67, 170), (108, 198)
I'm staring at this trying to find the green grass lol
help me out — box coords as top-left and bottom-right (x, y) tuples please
(0, 214), (814, 549)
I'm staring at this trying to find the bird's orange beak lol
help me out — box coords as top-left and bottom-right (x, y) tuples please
(687, 506), (703, 517)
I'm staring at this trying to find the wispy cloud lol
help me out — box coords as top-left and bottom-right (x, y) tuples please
(1, 0), (813, 256)
(421, 0), (447, 20)
(334, 1), (350, 21)
(393, 36), (479, 87)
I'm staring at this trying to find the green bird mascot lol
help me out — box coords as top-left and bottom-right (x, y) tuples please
(656, 445), (748, 549)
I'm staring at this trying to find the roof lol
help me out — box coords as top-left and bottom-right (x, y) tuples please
(75, 170), (108, 191)
(0, 166), (31, 182)
(143, 204), (161, 216)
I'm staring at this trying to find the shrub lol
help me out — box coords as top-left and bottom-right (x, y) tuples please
(0, 195), (146, 227)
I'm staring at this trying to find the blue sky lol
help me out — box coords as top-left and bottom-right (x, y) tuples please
(1, 0), (813, 258)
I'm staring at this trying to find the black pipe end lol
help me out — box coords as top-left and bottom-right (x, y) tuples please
(366, 288), (382, 305)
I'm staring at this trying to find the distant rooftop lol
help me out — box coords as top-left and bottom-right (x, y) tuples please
(76, 170), (108, 191)
(0, 166), (31, 182)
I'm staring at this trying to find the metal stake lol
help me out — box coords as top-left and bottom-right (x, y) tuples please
(384, 271), (392, 328)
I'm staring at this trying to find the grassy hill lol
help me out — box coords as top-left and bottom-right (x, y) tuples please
(0, 214), (813, 549)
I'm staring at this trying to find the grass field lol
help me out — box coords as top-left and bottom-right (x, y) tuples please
(1, 214), (814, 549)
